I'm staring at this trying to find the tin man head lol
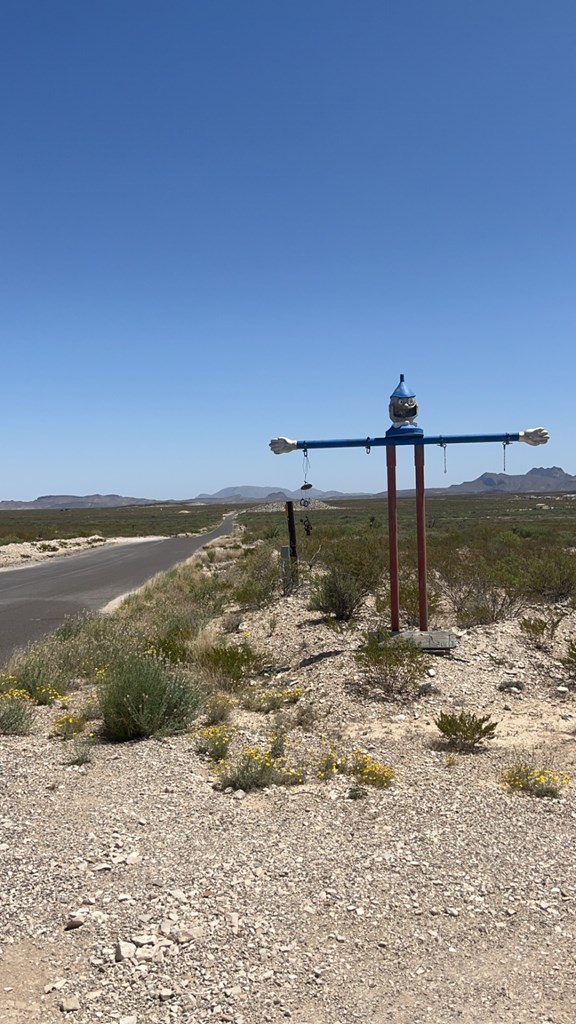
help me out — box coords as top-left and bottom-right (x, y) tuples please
(389, 374), (418, 426)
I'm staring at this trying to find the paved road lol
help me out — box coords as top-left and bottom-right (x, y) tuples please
(0, 514), (236, 666)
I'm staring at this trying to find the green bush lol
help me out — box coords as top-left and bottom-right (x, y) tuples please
(0, 698), (35, 736)
(519, 612), (565, 651)
(355, 633), (432, 698)
(99, 655), (202, 741)
(195, 639), (263, 691)
(432, 542), (529, 626)
(309, 533), (387, 622)
(525, 550), (576, 604)
(434, 710), (498, 751)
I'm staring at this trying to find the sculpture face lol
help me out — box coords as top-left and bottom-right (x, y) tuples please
(389, 394), (418, 425)
(389, 375), (418, 425)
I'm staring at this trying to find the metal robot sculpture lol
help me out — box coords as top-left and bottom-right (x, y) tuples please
(269, 374), (549, 633)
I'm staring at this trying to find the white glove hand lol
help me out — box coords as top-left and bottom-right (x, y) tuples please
(518, 427), (549, 446)
(269, 437), (297, 454)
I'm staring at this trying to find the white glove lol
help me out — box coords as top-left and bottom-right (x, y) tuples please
(269, 437), (297, 454)
(518, 428), (549, 446)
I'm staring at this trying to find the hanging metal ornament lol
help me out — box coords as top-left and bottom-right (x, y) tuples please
(300, 448), (313, 506)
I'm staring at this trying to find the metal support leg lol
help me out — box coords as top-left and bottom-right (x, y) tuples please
(414, 444), (428, 631)
(386, 445), (400, 632)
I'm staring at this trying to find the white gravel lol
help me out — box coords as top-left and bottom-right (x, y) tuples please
(1, 571), (576, 1024)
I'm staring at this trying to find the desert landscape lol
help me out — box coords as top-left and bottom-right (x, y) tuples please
(1, 509), (576, 1024)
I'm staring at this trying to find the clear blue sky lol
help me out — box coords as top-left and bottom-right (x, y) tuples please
(2, 1), (574, 499)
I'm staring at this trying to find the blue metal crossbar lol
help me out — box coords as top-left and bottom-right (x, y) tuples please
(296, 432), (519, 451)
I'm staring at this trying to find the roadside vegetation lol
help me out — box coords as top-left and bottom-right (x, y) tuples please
(1, 492), (574, 798)
(0, 503), (225, 545)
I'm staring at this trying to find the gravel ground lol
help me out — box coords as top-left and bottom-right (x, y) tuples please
(1, 570), (576, 1024)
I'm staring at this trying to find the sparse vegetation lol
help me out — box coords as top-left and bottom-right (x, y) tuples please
(240, 687), (303, 713)
(194, 639), (263, 691)
(217, 746), (304, 791)
(501, 761), (569, 799)
(520, 611), (565, 650)
(434, 710), (498, 751)
(0, 696), (35, 735)
(308, 533), (387, 622)
(194, 723), (235, 761)
(354, 633), (432, 699)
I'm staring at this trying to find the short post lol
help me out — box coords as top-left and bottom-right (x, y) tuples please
(285, 501), (299, 587)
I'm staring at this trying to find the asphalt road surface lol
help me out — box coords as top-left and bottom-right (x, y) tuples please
(0, 514), (236, 666)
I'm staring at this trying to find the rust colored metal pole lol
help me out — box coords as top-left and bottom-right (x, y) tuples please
(414, 444), (428, 631)
(386, 445), (400, 632)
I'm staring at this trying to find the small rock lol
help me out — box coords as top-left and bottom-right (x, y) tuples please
(64, 913), (86, 931)
(233, 790), (246, 801)
(115, 941), (137, 962)
(60, 996), (81, 1012)
(131, 934), (156, 947)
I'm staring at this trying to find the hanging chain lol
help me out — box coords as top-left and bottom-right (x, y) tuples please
(503, 440), (510, 471)
(300, 449), (311, 506)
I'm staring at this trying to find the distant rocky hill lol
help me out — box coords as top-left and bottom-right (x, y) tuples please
(1, 468), (575, 510)
(193, 485), (357, 504)
(0, 494), (160, 511)
(443, 466), (576, 494)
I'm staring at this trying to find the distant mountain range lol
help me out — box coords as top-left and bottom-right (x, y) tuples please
(441, 466), (576, 495)
(1, 468), (575, 510)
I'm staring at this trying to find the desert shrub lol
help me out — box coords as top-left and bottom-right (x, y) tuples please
(355, 633), (432, 698)
(349, 750), (395, 789)
(7, 614), (144, 696)
(317, 745), (349, 780)
(218, 746), (304, 791)
(561, 640), (576, 679)
(433, 543), (529, 626)
(195, 639), (263, 691)
(53, 713), (86, 740)
(64, 736), (94, 766)
(519, 612), (565, 651)
(147, 624), (194, 664)
(232, 543), (280, 608)
(0, 697), (35, 735)
(204, 693), (235, 724)
(525, 550), (576, 604)
(194, 724), (235, 761)
(308, 533), (387, 622)
(99, 655), (202, 741)
(434, 710), (498, 751)
(501, 761), (569, 798)
(268, 723), (288, 759)
(399, 575), (443, 628)
(240, 686), (303, 713)
(316, 745), (394, 788)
